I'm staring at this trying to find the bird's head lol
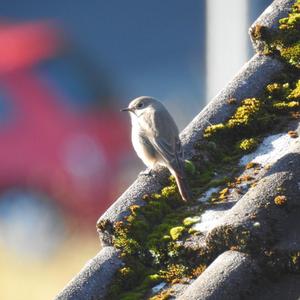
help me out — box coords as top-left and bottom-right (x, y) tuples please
(121, 96), (160, 118)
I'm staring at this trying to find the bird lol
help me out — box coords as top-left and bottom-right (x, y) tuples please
(121, 96), (191, 201)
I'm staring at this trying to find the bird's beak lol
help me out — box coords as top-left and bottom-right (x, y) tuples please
(121, 107), (132, 112)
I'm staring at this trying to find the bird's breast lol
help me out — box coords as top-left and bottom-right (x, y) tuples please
(131, 125), (157, 168)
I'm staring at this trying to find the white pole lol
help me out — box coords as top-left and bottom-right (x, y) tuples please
(206, 0), (249, 102)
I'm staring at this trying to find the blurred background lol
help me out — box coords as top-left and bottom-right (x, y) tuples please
(0, 0), (272, 299)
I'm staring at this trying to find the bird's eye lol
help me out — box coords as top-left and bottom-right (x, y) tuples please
(137, 102), (144, 109)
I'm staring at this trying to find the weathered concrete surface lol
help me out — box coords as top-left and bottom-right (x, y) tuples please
(178, 251), (260, 300)
(97, 54), (285, 246)
(275, 207), (300, 253)
(247, 274), (300, 300)
(206, 142), (300, 251)
(180, 54), (284, 157)
(249, 0), (295, 52)
(55, 1), (298, 299)
(55, 247), (122, 300)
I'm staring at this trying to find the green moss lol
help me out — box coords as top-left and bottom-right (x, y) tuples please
(207, 225), (256, 253)
(169, 226), (185, 240)
(203, 73), (300, 162)
(183, 216), (201, 227)
(266, 82), (291, 100)
(279, 0), (300, 31)
(118, 274), (162, 300)
(279, 41), (300, 68)
(207, 177), (229, 188)
(150, 289), (172, 300)
(188, 227), (200, 234)
(227, 98), (261, 127)
(273, 100), (299, 110)
(184, 159), (197, 175)
(237, 138), (259, 152)
(106, 173), (205, 299)
(288, 79), (300, 99)
(204, 97), (277, 149)
(203, 123), (226, 138)
(159, 263), (189, 283)
(290, 251), (300, 272)
(106, 4), (300, 296)
(255, 0), (300, 68)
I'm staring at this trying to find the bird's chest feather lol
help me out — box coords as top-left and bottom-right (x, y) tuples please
(131, 119), (157, 167)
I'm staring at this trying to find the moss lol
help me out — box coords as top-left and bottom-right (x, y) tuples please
(288, 79), (300, 99)
(118, 274), (162, 300)
(106, 3), (300, 296)
(274, 195), (287, 206)
(207, 177), (229, 188)
(184, 160), (196, 175)
(188, 227), (200, 234)
(159, 264), (189, 283)
(203, 74), (300, 173)
(279, 41), (300, 68)
(237, 138), (259, 152)
(190, 264), (207, 278)
(203, 123), (226, 139)
(207, 225), (258, 254)
(273, 100), (299, 110)
(255, 0), (300, 68)
(279, 0), (300, 31)
(150, 289), (172, 300)
(266, 82), (291, 100)
(169, 226), (185, 240)
(251, 24), (270, 41)
(218, 187), (229, 201)
(290, 251), (300, 272)
(106, 173), (204, 299)
(183, 216), (201, 227)
(228, 98), (262, 127)
(245, 162), (261, 170)
(204, 98), (275, 144)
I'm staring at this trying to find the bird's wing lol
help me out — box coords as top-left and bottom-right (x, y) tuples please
(151, 136), (184, 176)
(144, 106), (184, 173)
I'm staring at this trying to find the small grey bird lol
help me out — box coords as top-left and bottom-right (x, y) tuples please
(121, 96), (191, 201)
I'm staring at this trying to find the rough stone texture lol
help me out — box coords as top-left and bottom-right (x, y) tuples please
(247, 274), (300, 300)
(98, 166), (168, 224)
(97, 54), (285, 246)
(206, 141), (300, 251)
(275, 207), (300, 252)
(178, 251), (260, 300)
(55, 1), (299, 299)
(249, 0), (295, 52)
(180, 54), (284, 157)
(55, 247), (122, 300)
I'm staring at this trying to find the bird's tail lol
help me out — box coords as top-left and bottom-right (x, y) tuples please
(173, 171), (192, 202)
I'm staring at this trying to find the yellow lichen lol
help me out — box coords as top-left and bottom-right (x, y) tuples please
(273, 101), (300, 110)
(219, 187), (229, 200)
(169, 226), (185, 240)
(227, 98), (261, 128)
(274, 195), (287, 206)
(245, 162), (261, 170)
(183, 216), (201, 227)
(238, 138), (259, 152)
(288, 80), (300, 99)
(150, 289), (173, 300)
(159, 264), (188, 283)
(203, 123), (226, 138)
